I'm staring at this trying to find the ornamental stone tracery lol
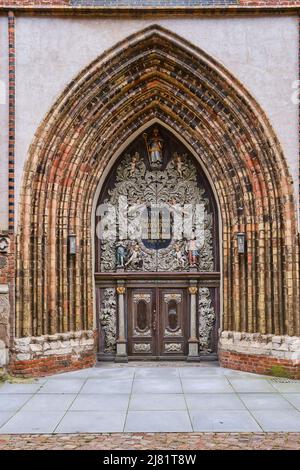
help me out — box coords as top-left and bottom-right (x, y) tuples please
(98, 146), (214, 273)
(15, 24), (299, 361)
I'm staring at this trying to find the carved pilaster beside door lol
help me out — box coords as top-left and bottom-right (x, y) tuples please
(198, 287), (216, 354)
(116, 284), (128, 362)
(187, 284), (199, 360)
(99, 288), (117, 354)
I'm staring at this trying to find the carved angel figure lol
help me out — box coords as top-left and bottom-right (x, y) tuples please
(125, 242), (143, 269)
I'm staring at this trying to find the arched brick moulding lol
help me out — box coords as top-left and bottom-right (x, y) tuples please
(13, 25), (300, 376)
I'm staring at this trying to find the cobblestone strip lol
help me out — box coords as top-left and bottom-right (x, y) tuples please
(0, 433), (299, 450)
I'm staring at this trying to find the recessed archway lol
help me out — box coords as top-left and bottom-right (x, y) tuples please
(15, 25), (299, 370)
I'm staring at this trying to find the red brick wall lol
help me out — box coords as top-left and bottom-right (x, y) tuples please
(220, 351), (300, 379)
(0, 1), (300, 6)
(9, 352), (96, 377)
(0, 1), (69, 4)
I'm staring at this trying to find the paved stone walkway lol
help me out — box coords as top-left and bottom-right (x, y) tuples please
(0, 363), (300, 434)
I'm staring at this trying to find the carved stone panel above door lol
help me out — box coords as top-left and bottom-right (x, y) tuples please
(96, 125), (218, 274)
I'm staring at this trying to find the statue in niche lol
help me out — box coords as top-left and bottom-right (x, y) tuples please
(174, 242), (186, 269)
(173, 152), (183, 177)
(116, 242), (127, 268)
(143, 127), (163, 167)
(125, 242), (143, 269)
(186, 230), (200, 267)
(130, 152), (140, 177)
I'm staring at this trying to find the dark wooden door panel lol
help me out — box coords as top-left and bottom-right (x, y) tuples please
(127, 289), (156, 356)
(159, 289), (188, 356)
(127, 287), (188, 357)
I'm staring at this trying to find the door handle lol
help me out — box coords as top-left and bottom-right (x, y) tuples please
(152, 308), (157, 332)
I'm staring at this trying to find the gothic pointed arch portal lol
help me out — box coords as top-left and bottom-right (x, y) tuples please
(95, 123), (220, 359)
(15, 25), (300, 370)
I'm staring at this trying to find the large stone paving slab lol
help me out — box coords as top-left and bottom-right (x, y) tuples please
(185, 393), (246, 410)
(181, 378), (233, 393)
(238, 393), (294, 410)
(70, 394), (130, 411)
(56, 411), (126, 433)
(228, 378), (277, 393)
(251, 410), (300, 432)
(0, 364), (300, 434)
(125, 411), (192, 432)
(132, 378), (182, 394)
(0, 383), (42, 394)
(0, 394), (32, 411)
(80, 378), (133, 394)
(282, 394), (300, 410)
(0, 411), (65, 434)
(38, 379), (85, 394)
(190, 410), (262, 432)
(22, 394), (77, 411)
(129, 394), (186, 411)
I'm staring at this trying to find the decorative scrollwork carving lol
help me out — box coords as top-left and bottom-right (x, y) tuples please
(164, 329), (182, 337)
(133, 328), (151, 337)
(164, 293), (182, 304)
(198, 287), (215, 353)
(133, 294), (151, 303)
(134, 343), (151, 353)
(99, 288), (117, 353)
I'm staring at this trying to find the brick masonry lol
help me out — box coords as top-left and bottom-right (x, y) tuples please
(219, 331), (300, 379)
(9, 330), (97, 376)
(0, 432), (299, 450)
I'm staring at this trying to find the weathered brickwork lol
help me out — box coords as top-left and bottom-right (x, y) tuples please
(220, 351), (300, 379)
(9, 351), (96, 377)
(9, 330), (97, 375)
(219, 331), (300, 378)
(8, 14), (15, 233)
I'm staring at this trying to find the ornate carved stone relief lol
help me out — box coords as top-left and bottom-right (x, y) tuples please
(99, 288), (117, 354)
(164, 328), (182, 337)
(134, 343), (151, 353)
(165, 343), (182, 352)
(133, 328), (151, 337)
(99, 152), (214, 272)
(164, 293), (182, 304)
(133, 294), (151, 303)
(198, 287), (215, 353)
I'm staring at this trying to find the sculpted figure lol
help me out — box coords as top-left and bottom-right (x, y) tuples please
(130, 152), (140, 177)
(174, 242), (186, 269)
(125, 242), (143, 269)
(116, 242), (127, 267)
(173, 152), (183, 177)
(143, 127), (163, 166)
(186, 231), (200, 267)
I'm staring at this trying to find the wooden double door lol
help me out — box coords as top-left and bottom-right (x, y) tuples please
(127, 287), (189, 358)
